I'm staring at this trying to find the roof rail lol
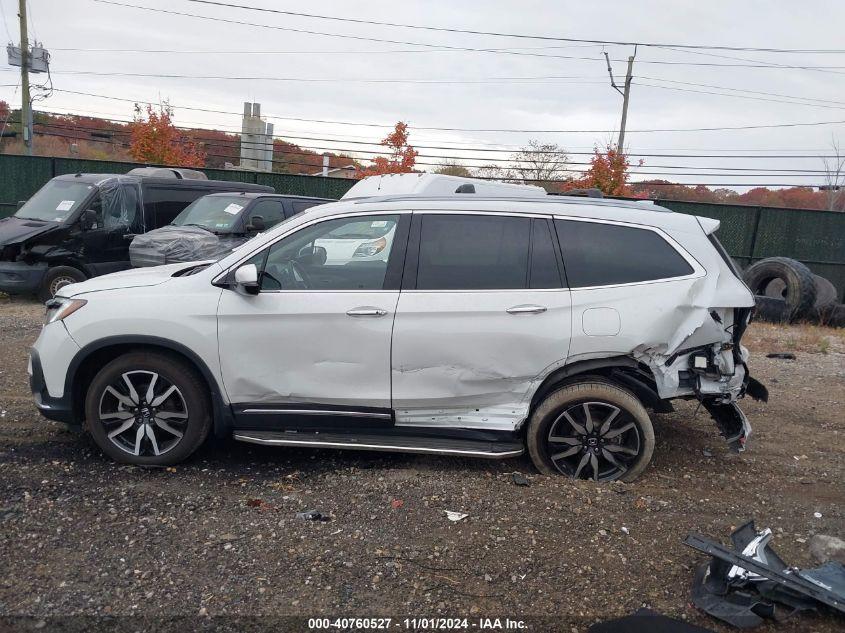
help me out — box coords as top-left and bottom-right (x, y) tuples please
(550, 188), (604, 198)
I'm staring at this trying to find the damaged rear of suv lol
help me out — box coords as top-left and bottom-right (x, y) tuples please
(29, 173), (767, 482)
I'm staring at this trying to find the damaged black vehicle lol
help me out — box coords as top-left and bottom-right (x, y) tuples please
(0, 168), (272, 301)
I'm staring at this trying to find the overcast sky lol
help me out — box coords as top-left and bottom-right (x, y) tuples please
(2, 0), (844, 188)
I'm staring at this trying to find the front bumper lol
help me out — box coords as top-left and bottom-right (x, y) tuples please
(0, 261), (48, 295)
(29, 348), (75, 423)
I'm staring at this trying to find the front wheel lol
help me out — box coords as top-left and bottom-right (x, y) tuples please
(527, 380), (655, 482)
(38, 265), (87, 302)
(84, 352), (211, 466)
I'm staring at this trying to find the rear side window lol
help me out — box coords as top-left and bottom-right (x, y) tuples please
(555, 219), (694, 288)
(416, 214), (530, 290)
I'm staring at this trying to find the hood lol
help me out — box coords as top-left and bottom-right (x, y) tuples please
(0, 216), (61, 245)
(57, 262), (200, 297)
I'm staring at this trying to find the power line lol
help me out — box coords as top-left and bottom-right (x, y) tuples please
(18, 128), (831, 186)
(29, 87), (845, 134)
(90, 1), (845, 70)
(17, 117), (837, 175)
(181, 0), (845, 54)
(23, 105), (845, 163)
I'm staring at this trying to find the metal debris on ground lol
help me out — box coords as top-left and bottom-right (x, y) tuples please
(511, 472), (530, 487)
(295, 509), (331, 522)
(444, 511), (469, 522)
(685, 520), (845, 628)
(766, 353), (796, 360)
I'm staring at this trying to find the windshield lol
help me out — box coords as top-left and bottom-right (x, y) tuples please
(15, 179), (96, 222)
(171, 196), (249, 233)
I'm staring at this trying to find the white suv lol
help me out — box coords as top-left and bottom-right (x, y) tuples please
(29, 174), (767, 482)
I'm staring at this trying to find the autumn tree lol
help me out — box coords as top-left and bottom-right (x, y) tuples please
(129, 102), (206, 167)
(564, 145), (642, 196)
(508, 140), (569, 184)
(358, 121), (418, 177)
(435, 161), (472, 177)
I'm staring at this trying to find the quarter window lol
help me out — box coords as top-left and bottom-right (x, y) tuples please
(416, 214), (530, 290)
(555, 219), (694, 287)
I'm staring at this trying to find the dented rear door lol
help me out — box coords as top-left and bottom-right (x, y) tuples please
(390, 212), (572, 432)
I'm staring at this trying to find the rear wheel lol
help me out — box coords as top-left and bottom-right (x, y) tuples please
(527, 380), (655, 482)
(84, 352), (211, 466)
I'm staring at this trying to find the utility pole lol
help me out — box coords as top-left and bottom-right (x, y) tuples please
(604, 46), (637, 151)
(18, 0), (33, 155)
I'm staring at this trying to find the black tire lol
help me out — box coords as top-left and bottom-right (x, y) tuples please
(817, 303), (845, 328)
(742, 257), (816, 320)
(753, 295), (791, 324)
(526, 380), (655, 483)
(84, 352), (211, 466)
(813, 274), (838, 309)
(38, 265), (87, 302)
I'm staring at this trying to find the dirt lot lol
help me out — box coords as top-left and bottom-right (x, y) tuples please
(0, 296), (843, 632)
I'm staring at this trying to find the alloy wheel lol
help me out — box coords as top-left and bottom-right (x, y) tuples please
(546, 400), (641, 481)
(97, 370), (189, 457)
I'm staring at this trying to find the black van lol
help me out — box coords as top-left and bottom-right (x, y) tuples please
(129, 192), (333, 267)
(0, 167), (273, 300)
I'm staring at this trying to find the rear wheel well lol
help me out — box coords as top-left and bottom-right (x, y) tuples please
(528, 357), (672, 427)
(71, 344), (213, 424)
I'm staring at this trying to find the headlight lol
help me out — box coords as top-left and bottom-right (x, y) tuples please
(44, 298), (87, 324)
(353, 237), (387, 258)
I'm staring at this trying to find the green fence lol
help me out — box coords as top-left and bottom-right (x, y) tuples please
(1, 154), (843, 301)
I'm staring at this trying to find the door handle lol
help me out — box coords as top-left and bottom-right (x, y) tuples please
(506, 304), (547, 314)
(346, 307), (388, 317)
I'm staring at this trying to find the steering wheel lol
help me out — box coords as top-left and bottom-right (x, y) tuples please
(289, 260), (313, 289)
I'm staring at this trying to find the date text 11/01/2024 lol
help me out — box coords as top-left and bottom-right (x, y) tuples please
(307, 618), (528, 630)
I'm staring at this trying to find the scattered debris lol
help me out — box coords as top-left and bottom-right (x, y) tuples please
(588, 608), (715, 632)
(444, 511), (469, 522)
(685, 520), (845, 628)
(766, 352), (796, 360)
(621, 527), (630, 535)
(246, 498), (265, 508)
(295, 509), (331, 522)
(511, 472), (530, 487)
(813, 511), (823, 519)
(702, 449), (713, 457)
(809, 534), (845, 565)
(391, 499), (404, 509)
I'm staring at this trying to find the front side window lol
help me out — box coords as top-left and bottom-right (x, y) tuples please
(416, 214), (531, 290)
(252, 214), (400, 291)
(247, 199), (286, 229)
(555, 219), (694, 288)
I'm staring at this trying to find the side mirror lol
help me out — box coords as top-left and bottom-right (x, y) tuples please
(16, 200), (26, 210)
(246, 215), (265, 232)
(81, 209), (98, 230)
(234, 263), (260, 295)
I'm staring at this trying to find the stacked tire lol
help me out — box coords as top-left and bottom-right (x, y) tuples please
(743, 257), (844, 327)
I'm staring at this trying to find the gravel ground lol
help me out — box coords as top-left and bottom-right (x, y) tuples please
(0, 296), (843, 632)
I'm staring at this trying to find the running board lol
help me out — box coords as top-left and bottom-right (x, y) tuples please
(232, 430), (524, 459)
